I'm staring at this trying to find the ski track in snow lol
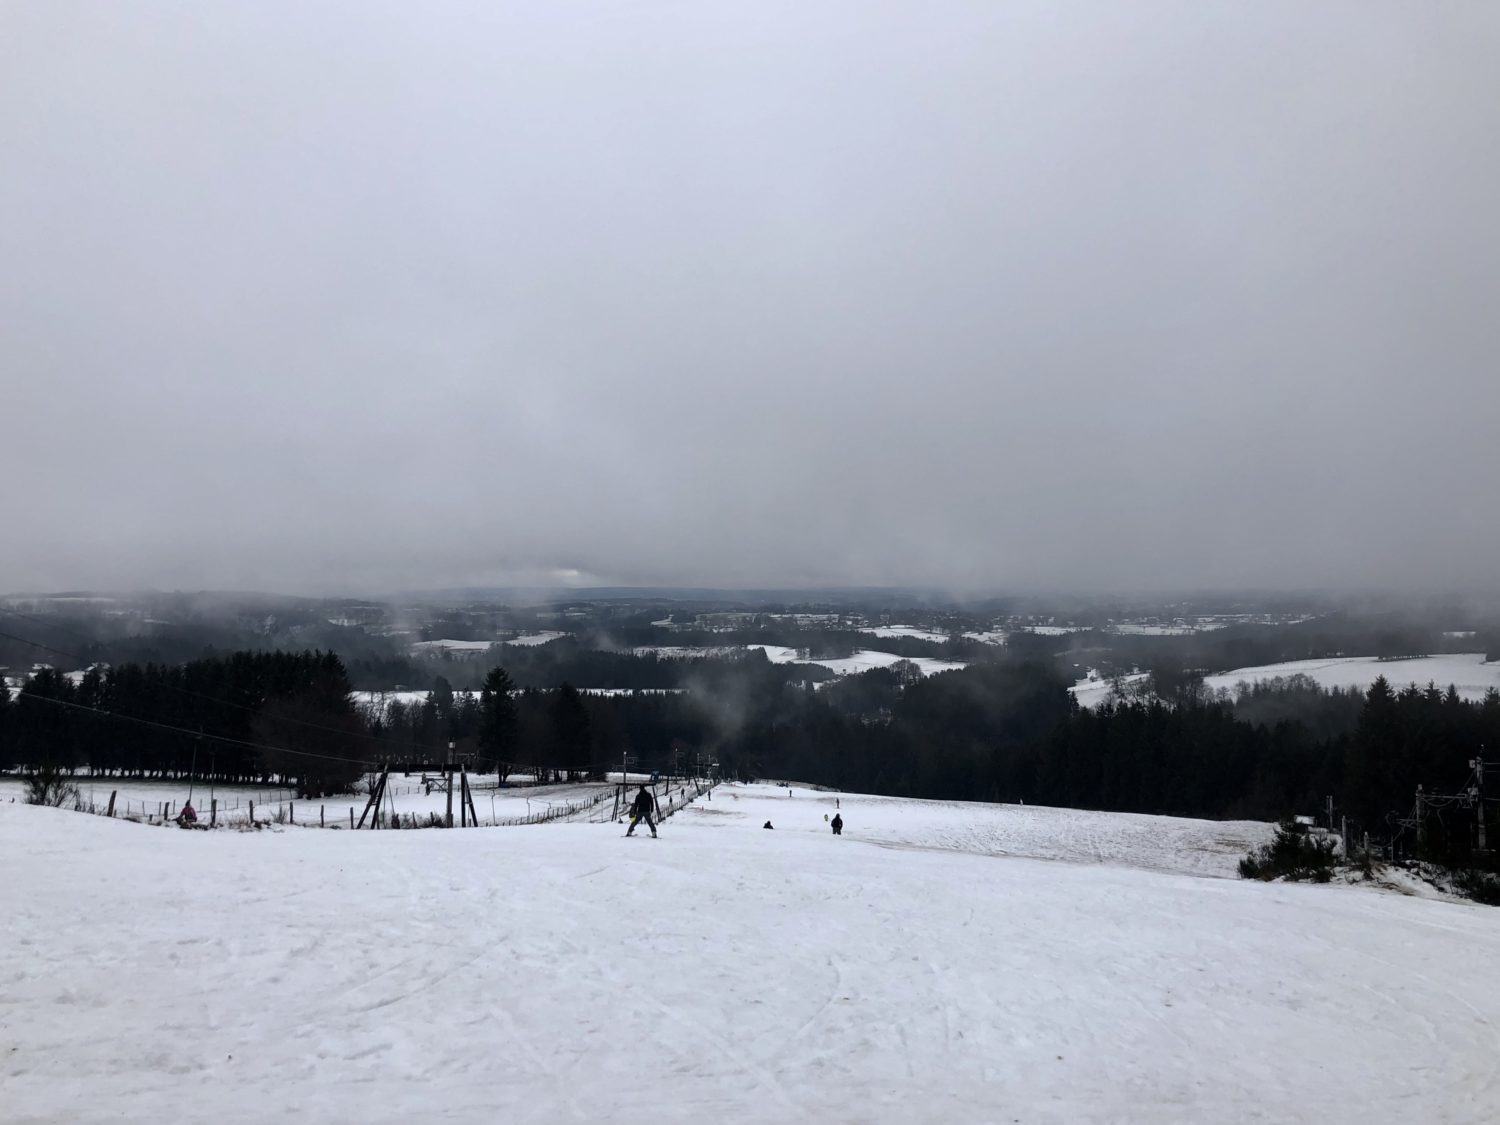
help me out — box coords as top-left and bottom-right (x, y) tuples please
(4, 785), (1500, 1123)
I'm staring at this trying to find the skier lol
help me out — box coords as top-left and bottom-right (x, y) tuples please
(625, 785), (657, 838)
(831, 813), (843, 836)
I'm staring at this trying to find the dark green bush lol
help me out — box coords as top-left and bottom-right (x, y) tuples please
(1239, 818), (1339, 883)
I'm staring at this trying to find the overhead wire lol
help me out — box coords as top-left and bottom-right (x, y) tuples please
(2, 619), (604, 778)
(0, 616), (476, 762)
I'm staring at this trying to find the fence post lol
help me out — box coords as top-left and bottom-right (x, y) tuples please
(321, 805), (325, 828)
(211, 798), (217, 827)
(290, 802), (295, 825)
(249, 801), (254, 825)
(350, 808), (354, 829)
(106, 791), (117, 818)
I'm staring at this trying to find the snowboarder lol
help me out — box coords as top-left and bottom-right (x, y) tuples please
(625, 785), (657, 838)
(763, 821), (774, 829)
(831, 813), (843, 836)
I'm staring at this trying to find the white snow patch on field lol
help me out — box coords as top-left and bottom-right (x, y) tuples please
(862, 626), (951, 643)
(748, 644), (965, 677)
(1203, 653), (1500, 701)
(1069, 673), (1149, 708)
(410, 638), (494, 652)
(503, 631), (569, 646)
(5, 785), (1499, 1123)
(350, 689), (478, 715)
(632, 645), (738, 659)
(1070, 654), (1500, 709)
(962, 629), (1008, 645)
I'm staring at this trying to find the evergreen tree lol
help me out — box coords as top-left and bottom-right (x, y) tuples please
(547, 683), (591, 782)
(477, 666), (519, 778)
(0, 677), (12, 772)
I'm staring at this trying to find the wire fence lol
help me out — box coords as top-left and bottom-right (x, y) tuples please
(28, 776), (718, 831)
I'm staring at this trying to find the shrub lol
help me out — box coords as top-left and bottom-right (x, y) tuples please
(1454, 869), (1500, 907)
(1239, 818), (1339, 883)
(23, 763), (80, 809)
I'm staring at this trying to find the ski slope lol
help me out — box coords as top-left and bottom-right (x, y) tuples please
(5, 785), (1499, 1124)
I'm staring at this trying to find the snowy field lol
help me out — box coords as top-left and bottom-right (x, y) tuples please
(748, 644), (966, 677)
(407, 632), (568, 654)
(1202, 653), (1500, 701)
(504, 631), (570, 646)
(410, 638), (495, 653)
(1069, 673), (1150, 708)
(962, 628), (1008, 645)
(6, 784), (1500, 1123)
(1070, 653), (1500, 709)
(861, 626), (951, 643)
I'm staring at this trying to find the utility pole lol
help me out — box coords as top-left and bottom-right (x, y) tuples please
(446, 741), (455, 828)
(1472, 755), (1486, 851)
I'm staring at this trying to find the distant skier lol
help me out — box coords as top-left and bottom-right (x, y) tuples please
(763, 821), (774, 829)
(625, 785), (657, 838)
(831, 813), (843, 836)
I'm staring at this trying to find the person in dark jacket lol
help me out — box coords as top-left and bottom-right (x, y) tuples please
(831, 813), (843, 836)
(625, 785), (657, 837)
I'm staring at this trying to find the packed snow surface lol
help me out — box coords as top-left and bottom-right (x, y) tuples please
(6, 784), (1500, 1123)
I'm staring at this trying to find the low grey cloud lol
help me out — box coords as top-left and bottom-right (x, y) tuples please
(3, 2), (1497, 595)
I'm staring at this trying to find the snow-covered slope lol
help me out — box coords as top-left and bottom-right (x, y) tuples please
(4, 786), (1499, 1124)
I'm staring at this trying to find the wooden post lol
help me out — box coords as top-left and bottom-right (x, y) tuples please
(106, 790), (117, 818)
(290, 802), (295, 825)
(249, 801), (254, 825)
(350, 807), (355, 829)
(211, 798), (217, 827)
(358, 767), (389, 830)
(320, 805), (325, 828)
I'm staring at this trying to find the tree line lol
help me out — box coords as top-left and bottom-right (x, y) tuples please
(5, 648), (1499, 875)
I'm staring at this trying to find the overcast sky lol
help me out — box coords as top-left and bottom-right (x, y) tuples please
(3, 2), (1498, 596)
